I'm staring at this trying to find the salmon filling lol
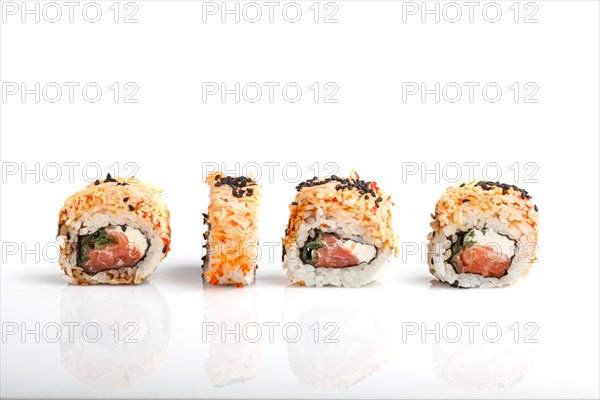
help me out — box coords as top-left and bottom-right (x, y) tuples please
(77, 226), (148, 274)
(451, 228), (515, 278)
(300, 232), (376, 268)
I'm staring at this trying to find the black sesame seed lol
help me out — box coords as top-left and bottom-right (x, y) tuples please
(460, 183), (465, 187)
(534, 205), (538, 211)
(215, 175), (257, 196)
(95, 179), (100, 185)
(123, 197), (129, 202)
(128, 205), (135, 211)
(66, 232), (71, 240)
(463, 199), (470, 203)
(121, 225), (127, 232)
(365, 195), (369, 200)
(122, 183), (128, 186)
(377, 197), (383, 202)
(475, 180), (532, 199)
(104, 173), (118, 183)
(295, 175), (382, 210)
(162, 244), (167, 253)
(291, 202), (298, 206)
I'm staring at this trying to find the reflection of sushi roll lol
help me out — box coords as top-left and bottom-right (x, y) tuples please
(60, 284), (171, 388)
(433, 342), (532, 390)
(57, 174), (171, 285)
(203, 172), (261, 287)
(204, 285), (260, 386)
(428, 181), (539, 288)
(283, 171), (397, 288)
(283, 286), (390, 388)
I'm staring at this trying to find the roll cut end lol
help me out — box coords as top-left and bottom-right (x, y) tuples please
(428, 181), (539, 288)
(283, 172), (398, 288)
(57, 174), (171, 285)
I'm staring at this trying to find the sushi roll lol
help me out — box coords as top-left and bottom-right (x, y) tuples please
(57, 174), (171, 285)
(428, 181), (539, 288)
(203, 172), (261, 287)
(283, 171), (398, 288)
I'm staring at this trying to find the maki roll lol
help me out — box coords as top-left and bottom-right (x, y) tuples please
(283, 171), (397, 288)
(57, 174), (171, 285)
(203, 172), (261, 287)
(428, 181), (539, 288)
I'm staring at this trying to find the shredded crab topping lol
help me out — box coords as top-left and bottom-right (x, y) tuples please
(284, 172), (397, 255)
(204, 172), (261, 286)
(430, 181), (539, 246)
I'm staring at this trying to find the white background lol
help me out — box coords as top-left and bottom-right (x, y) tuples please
(1, 1), (599, 398)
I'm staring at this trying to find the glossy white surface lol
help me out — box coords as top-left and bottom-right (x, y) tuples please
(1, 1), (599, 398)
(1, 256), (599, 399)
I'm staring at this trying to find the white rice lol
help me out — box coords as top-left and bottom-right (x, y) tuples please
(283, 213), (392, 288)
(58, 207), (166, 284)
(428, 214), (535, 288)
